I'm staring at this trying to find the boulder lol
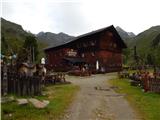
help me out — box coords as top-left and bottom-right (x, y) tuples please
(29, 98), (49, 109)
(1, 96), (15, 103)
(17, 98), (28, 105)
(42, 100), (50, 105)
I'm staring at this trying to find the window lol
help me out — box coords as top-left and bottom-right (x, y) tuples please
(91, 41), (95, 46)
(71, 49), (74, 51)
(77, 44), (81, 48)
(91, 52), (95, 56)
(113, 43), (117, 48)
(107, 31), (113, 37)
(83, 43), (87, 47)
(54, 54), (56, 57)
(110, 42), (113, 47)
(81, 53), (85, 58)
(59, 53), (63, 56)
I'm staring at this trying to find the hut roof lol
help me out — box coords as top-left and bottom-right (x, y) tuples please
(44, 25), (127, 51)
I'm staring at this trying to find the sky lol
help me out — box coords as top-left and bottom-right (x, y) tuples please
(1, 0), (160, 36)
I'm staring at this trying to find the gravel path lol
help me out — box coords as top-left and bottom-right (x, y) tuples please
(61, 73), (140, 120)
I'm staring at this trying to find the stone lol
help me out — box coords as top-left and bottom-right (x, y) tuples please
(29, 98), (49, 109)
(5, 113), (13, 117)
(41, 92), (47, 96)
(1, 96), (15, 103)
(98, 113), (101, 117)
(17, 98), (28, 105)
(42, 100), (50, 105)
(8, 113), (12, 117)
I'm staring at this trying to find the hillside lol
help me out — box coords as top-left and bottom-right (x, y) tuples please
(121, 26), (160, 65)
(116, 26), (136, 47)
(1, 17), (159, 65)
(1, 18), (74, 61)
(116, 26), (136, 40)
(36, 32), (74, 47)
(134, 26), (160, 53)
(1, 18), (28, 54)
(1, 18), (48, 60)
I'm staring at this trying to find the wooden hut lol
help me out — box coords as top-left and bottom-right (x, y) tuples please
(44, 25), (127, 73)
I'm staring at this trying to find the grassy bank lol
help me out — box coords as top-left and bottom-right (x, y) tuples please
(1, 84), (79, 120)
(109, 78), (160, 120)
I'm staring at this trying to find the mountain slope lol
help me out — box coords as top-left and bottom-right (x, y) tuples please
(134, 26), (160, 65)
(122, 25), (160, 65)
(1, 18), (29, 54)
(135, 26), (160, 53)
(116, 26), (136, 47)
(1, 17), (159, 65)
(152, 33), (160, 47)
(1, 18), (48, 60)
(116, 26), (135, 39)
(36, 32), (74, 47)
(1, 18), (27, 36)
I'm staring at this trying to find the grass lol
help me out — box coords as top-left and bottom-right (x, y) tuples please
(109, 78), (160, 120)
(1, 84), (79, 120)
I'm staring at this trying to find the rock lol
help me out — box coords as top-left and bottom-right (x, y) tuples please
(65, 115), (69, 118)
(8, 113), (12, 117)
(5, 113), (13, 117)
(42, 100), (50, 105)
(1, 96), (15, 103)
(29, 98), (49, 109)
(98, 113), (101, 117)
(17, 98), (28, 105)
(41, 92), (47, 96)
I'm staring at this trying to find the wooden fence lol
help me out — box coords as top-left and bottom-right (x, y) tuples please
(1, 65), (42, 96)
(119, 71), (160, 93)
(147, 78), (160, 93)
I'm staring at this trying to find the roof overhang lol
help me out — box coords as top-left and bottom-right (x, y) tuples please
(63, 57), (86, 64)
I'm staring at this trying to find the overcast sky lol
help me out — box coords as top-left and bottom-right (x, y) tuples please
(1, 0), (160, 36)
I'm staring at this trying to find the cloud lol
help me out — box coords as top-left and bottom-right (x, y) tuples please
(46, 2), (90, 35)
(1, 0), (160, 35)
(2, 1), (89, 35)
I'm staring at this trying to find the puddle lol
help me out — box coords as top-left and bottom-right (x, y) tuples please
(88, 93), (126, 97)
(94, 86), (111, 91)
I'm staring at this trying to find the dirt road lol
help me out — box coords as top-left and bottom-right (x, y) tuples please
(61, 73), (140, 120)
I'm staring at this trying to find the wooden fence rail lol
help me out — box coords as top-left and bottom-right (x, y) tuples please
(119, 71), (160, 93)
(147, 78), (160, 93)
(1, 65), (42, 96)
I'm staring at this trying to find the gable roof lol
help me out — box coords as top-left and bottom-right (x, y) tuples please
(44, 25), (127, 51)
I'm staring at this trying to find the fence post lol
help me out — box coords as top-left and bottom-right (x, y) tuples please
(17, 74), (21, 96)
(144, 75), (149, 92)
(12, 72), (16, 94)
(23, 76), (26, 96)
(39, 76), (42, 95)
(2, 64), (8, 96)
(1, 66), (43, 96)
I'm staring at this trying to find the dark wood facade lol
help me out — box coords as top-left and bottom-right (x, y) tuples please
(44, 25), (127, 72)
